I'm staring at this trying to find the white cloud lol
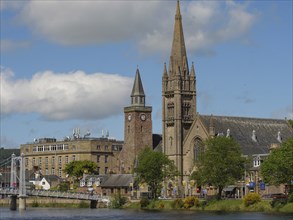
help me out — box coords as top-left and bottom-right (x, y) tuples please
(0, 66), (133, 120)
(0, 39), (30, 53)
(13, 1), (257, 55)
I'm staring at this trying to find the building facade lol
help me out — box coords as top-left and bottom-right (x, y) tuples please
(122, 68), (153, 172)
(20, 137), (123, 178)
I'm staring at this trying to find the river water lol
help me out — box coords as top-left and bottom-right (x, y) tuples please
(1, 208), (293, 220)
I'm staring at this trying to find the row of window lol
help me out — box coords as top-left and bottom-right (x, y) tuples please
(40, 167), (63, 177)
(97, 155), (109, 163)
(28, 155), (76, 167)
(32, 144), (69, 152)
(97, 167), (108, 175)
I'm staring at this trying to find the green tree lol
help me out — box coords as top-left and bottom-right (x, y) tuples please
(191, 137), (245, 199)
(63, 160), (97, 180)
(260, 138), (293, 193)
(135, 148), (178, 199)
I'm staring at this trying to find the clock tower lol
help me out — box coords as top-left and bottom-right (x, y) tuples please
(122, 68), (152, 173)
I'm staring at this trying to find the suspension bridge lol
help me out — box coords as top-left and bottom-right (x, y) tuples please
(0, 154), (110, 211)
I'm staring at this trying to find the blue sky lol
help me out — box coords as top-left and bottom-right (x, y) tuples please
(1, 0), (292, 148)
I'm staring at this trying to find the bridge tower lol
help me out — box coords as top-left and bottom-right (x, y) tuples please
(10, 153), (27, 211)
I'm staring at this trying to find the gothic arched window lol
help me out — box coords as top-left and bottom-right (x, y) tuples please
(193, 138), (204, 161)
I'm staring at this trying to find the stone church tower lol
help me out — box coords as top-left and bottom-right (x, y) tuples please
(162, 1), (196, 181)
(122, 68), (152, 173)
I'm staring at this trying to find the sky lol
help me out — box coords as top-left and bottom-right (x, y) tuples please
(0, 0), (292, 149)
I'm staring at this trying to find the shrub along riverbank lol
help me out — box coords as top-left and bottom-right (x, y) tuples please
(124, 194), (293, 214)
(1, 193), (292, 213)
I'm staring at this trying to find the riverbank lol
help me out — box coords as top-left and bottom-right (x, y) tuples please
(125, 199), (293, 213)
(1, 197), (292, 213)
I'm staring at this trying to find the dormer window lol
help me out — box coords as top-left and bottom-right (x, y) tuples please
(253, 156), (261, 167)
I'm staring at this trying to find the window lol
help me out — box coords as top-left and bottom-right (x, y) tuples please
(105, 167), (108, 174)
(72, 155), (76, 161)
(45, 157), (48, 166)
(58, 168), (62, 177)
(52, 156), (55, 165)
(52, 168), (55, 175)
(64, 144), (69, 150)
(105, 155), (108, 163)
(97, 155), (100, 163)
(51, 145), (56, 151)
(42, 181), (46, 185)
(97, 145), (101, 150)
(39, 157), (42, 166)
(193, 138), (204, 161)
(97, 167), (100, 175)
(25, 158), (29, 166)
(45, 169), (48, 175)
(65, 156), (69, 164)
(57, 144), (63, 151)
(58, 156), (62, 165)
(32, 158), (35, 165)
(253, 156), (262, 167)
(105, 145), (108, 151)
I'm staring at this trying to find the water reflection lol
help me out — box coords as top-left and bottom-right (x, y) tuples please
(1, 208), (292, 220)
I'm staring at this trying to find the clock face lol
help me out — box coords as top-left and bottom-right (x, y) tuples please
(128, 114), (132, 121)
(140, 114), (146, 121)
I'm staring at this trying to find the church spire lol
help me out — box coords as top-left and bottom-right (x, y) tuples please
(131, 68), (145, 107)
(170, 0), (188, 74)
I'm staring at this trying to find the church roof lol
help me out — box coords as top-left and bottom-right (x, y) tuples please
(200, 115), (293, 155)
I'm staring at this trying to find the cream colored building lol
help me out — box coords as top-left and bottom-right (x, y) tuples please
(20, 137), (123, 178)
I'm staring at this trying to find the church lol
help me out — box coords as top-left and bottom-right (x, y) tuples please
(20, 1), (292, 197)
(121, 1), (293, 195)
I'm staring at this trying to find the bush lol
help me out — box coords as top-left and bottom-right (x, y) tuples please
(183, 196), (199, 209)
(31, 200), (39, 207)
(288, 193), (293, 203)
(171, 198), (184, 209)
(110, 193), (128, 208)
(158, 202), (165, 209)
(140, 198), (150, 208)
(78, 201), (89, 208)
(244, 193), (261, 207)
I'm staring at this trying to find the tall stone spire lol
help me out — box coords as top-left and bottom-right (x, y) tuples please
(162, 0), (197, 188)
(131, 68), (145, 107)
(170, 0), (188, 74)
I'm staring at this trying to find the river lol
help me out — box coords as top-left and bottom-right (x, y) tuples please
(1, 208), (293, 220)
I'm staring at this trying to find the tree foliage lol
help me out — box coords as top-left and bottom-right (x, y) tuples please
(135, 148), (178, 199)
(191, 137), (245, 199)
(260, 138), (293, 191)
(63, 160), (97, 180)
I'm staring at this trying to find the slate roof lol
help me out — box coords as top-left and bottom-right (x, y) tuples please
(42, 175), (61, 183)
(152, 134), (162, 151)
(100, 174), (133, 188)
(200, 115), (293, 155)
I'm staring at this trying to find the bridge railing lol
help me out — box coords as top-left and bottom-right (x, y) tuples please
(0, 188), (110, 202)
